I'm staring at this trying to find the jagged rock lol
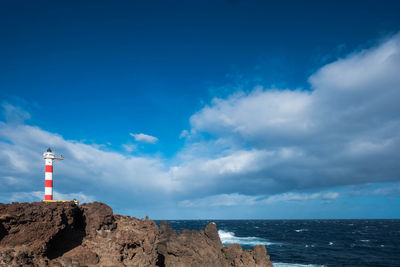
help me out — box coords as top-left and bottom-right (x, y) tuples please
(0, 201), (273, 267)
(253, 245), (272, 266)
(205, 222), (223, 248)
(81, 202), (115, 237)
(222, 244), (273, 267)
(159, 220), (177, 240)
(157, 221), (272, 267)
(0, 201), (85, 258)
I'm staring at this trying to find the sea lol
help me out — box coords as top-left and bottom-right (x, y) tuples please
(160, 220), (400, 267)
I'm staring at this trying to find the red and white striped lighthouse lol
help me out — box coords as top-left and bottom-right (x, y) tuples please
(43, 148), (63, 200)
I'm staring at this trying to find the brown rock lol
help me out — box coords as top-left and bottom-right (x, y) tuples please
(80, 202), (115, 236)
(159, 220), (177, 240)
(222, 243), (242, 262)
(61, 246), (99, 265)
(0, 201), (85, 258)
(204, 222), (223, 249)
(253, 244), (273, 267)
(0, 202), (273, 267)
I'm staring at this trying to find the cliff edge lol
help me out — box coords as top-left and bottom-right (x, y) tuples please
(0, 201), (273, 267)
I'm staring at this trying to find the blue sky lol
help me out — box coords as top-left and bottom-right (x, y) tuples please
(1, 0), (400, 219)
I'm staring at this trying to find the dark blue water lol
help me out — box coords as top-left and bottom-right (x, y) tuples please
(160, 220), (400, 267)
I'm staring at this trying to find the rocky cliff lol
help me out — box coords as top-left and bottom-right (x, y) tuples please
(0, 201), (273, 267)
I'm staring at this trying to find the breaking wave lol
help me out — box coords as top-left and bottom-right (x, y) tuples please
(218, 230), (279, 246)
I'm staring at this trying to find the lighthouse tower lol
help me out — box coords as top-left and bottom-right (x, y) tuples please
(43, 148), (63, 200)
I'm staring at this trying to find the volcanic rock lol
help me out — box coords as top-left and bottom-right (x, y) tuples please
(0, 201), (273, 267)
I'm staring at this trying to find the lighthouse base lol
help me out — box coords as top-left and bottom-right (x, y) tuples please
(42, 200), (79, 205)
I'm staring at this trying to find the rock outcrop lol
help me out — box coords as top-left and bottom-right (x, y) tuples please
(0, 201), (273, 267)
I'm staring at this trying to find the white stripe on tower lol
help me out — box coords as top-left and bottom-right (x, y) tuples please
(44, 157), (53, 200)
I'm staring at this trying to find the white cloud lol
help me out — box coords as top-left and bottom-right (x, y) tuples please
(0, 123), (179, 201)
(263, 192), (321, 203)
(309, 35), (400, 93)
(190, 88), (313, 140)
(1, 102), (30, 123)
(1, 176), (19, 185)
(185, 33), (400, 192)
(347, 182), (400, 197)
(122, 143), (137, 153)
(179, 130), (189, 139)
(179, 191), (340, 207)
(129, 133), (159, 144)
(179, 193), (259, 207)
(321, 192), (339, 200)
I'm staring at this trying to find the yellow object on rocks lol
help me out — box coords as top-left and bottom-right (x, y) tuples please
(42, 199), (79, 205)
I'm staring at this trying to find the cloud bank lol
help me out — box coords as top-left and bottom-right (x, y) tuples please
(186, 33), (400, 195)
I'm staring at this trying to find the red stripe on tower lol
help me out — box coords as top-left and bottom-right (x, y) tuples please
(45, 165), (53, 172)
(45, 180), (53, 187)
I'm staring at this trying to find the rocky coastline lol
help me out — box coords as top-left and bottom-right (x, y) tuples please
(0, 201), (273, 266)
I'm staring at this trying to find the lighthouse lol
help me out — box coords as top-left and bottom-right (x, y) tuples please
(43, 148), (63, 201)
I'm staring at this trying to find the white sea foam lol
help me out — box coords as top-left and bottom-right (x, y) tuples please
(218, 230), (278, 246)
(295, 229), (308, 232)
(273, 263), (326, 267)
